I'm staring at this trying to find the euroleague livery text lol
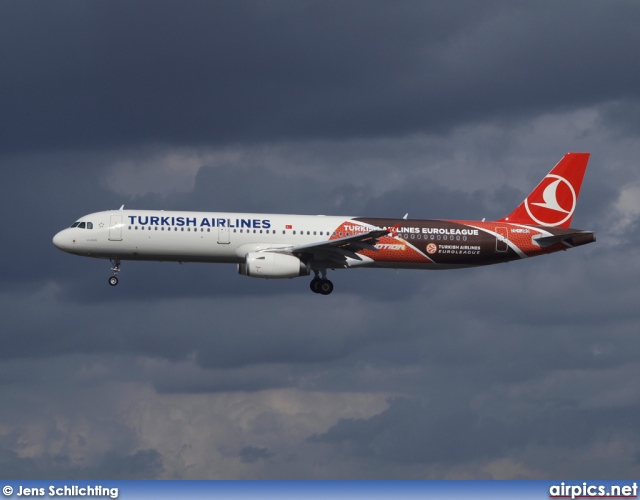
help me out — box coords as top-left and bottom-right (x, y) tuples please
(53, 153), (595, 295)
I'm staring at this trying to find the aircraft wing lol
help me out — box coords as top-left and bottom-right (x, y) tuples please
(533, 231), (596, 248)
(271, 228), (389, 265)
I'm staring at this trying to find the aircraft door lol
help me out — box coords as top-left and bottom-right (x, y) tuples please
(109, 215), (123, 241)
(218, 226), (230, 244)
(495, 227), (508, 252)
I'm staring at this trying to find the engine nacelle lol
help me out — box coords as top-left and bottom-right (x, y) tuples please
(238, 252), (310, 279)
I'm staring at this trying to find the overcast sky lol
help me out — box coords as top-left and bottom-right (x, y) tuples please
(2, 0), (640, 479)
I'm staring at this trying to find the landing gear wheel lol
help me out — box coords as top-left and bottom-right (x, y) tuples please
(109, 259), (121, 287)
(310, 278), (322, 293)
(318, 279), (333, 295)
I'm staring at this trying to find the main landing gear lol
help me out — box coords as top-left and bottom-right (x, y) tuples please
(109, 259), (121, 286)
(310, 270), (333, 295)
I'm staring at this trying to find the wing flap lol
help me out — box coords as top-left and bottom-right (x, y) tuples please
(269, 228), (389, 264)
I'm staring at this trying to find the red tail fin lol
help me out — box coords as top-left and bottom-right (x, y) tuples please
(496, 152), (590, 228)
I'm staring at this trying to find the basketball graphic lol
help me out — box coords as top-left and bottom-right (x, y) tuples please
(426, 243), (438, 254)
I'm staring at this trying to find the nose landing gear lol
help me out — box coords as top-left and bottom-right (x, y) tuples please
(109, 259), (121, 286)
(310, 270), (333, 295)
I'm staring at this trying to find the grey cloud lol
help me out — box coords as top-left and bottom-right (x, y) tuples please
(239, 446), (274, 464)
(310, 398), (640, 476)
(309, 398), (516, 465)
(92, 449), (164, 480)
(598, 99), (640, 139)
(0, 448), (164, 481)
(0, 430), (163, 480)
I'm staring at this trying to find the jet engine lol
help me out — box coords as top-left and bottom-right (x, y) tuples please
(238, 252), (310, 279)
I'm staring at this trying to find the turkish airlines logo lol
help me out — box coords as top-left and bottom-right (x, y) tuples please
(525, 174), (576, 226)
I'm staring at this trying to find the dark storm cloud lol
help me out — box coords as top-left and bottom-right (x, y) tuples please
(2, 1), (640, 153)
(1, 287), (424, 374)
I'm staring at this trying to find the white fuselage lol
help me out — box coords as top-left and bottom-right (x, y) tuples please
(52, 209), (374, 268)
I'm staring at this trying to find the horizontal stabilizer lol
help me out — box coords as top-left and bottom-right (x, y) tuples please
(533, 231), (596, 248)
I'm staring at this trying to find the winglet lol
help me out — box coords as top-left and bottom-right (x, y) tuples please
(496, 152), (590, 228)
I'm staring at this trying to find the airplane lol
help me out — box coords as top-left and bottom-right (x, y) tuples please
(52, 152), (595, 295)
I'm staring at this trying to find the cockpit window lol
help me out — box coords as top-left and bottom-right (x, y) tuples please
(71, 222), (80, 228)
(87, 222), (93, 229)
(77, 222), (86, 229)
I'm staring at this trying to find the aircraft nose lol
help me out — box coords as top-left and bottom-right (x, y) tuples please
(53, 229), (70, 251)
